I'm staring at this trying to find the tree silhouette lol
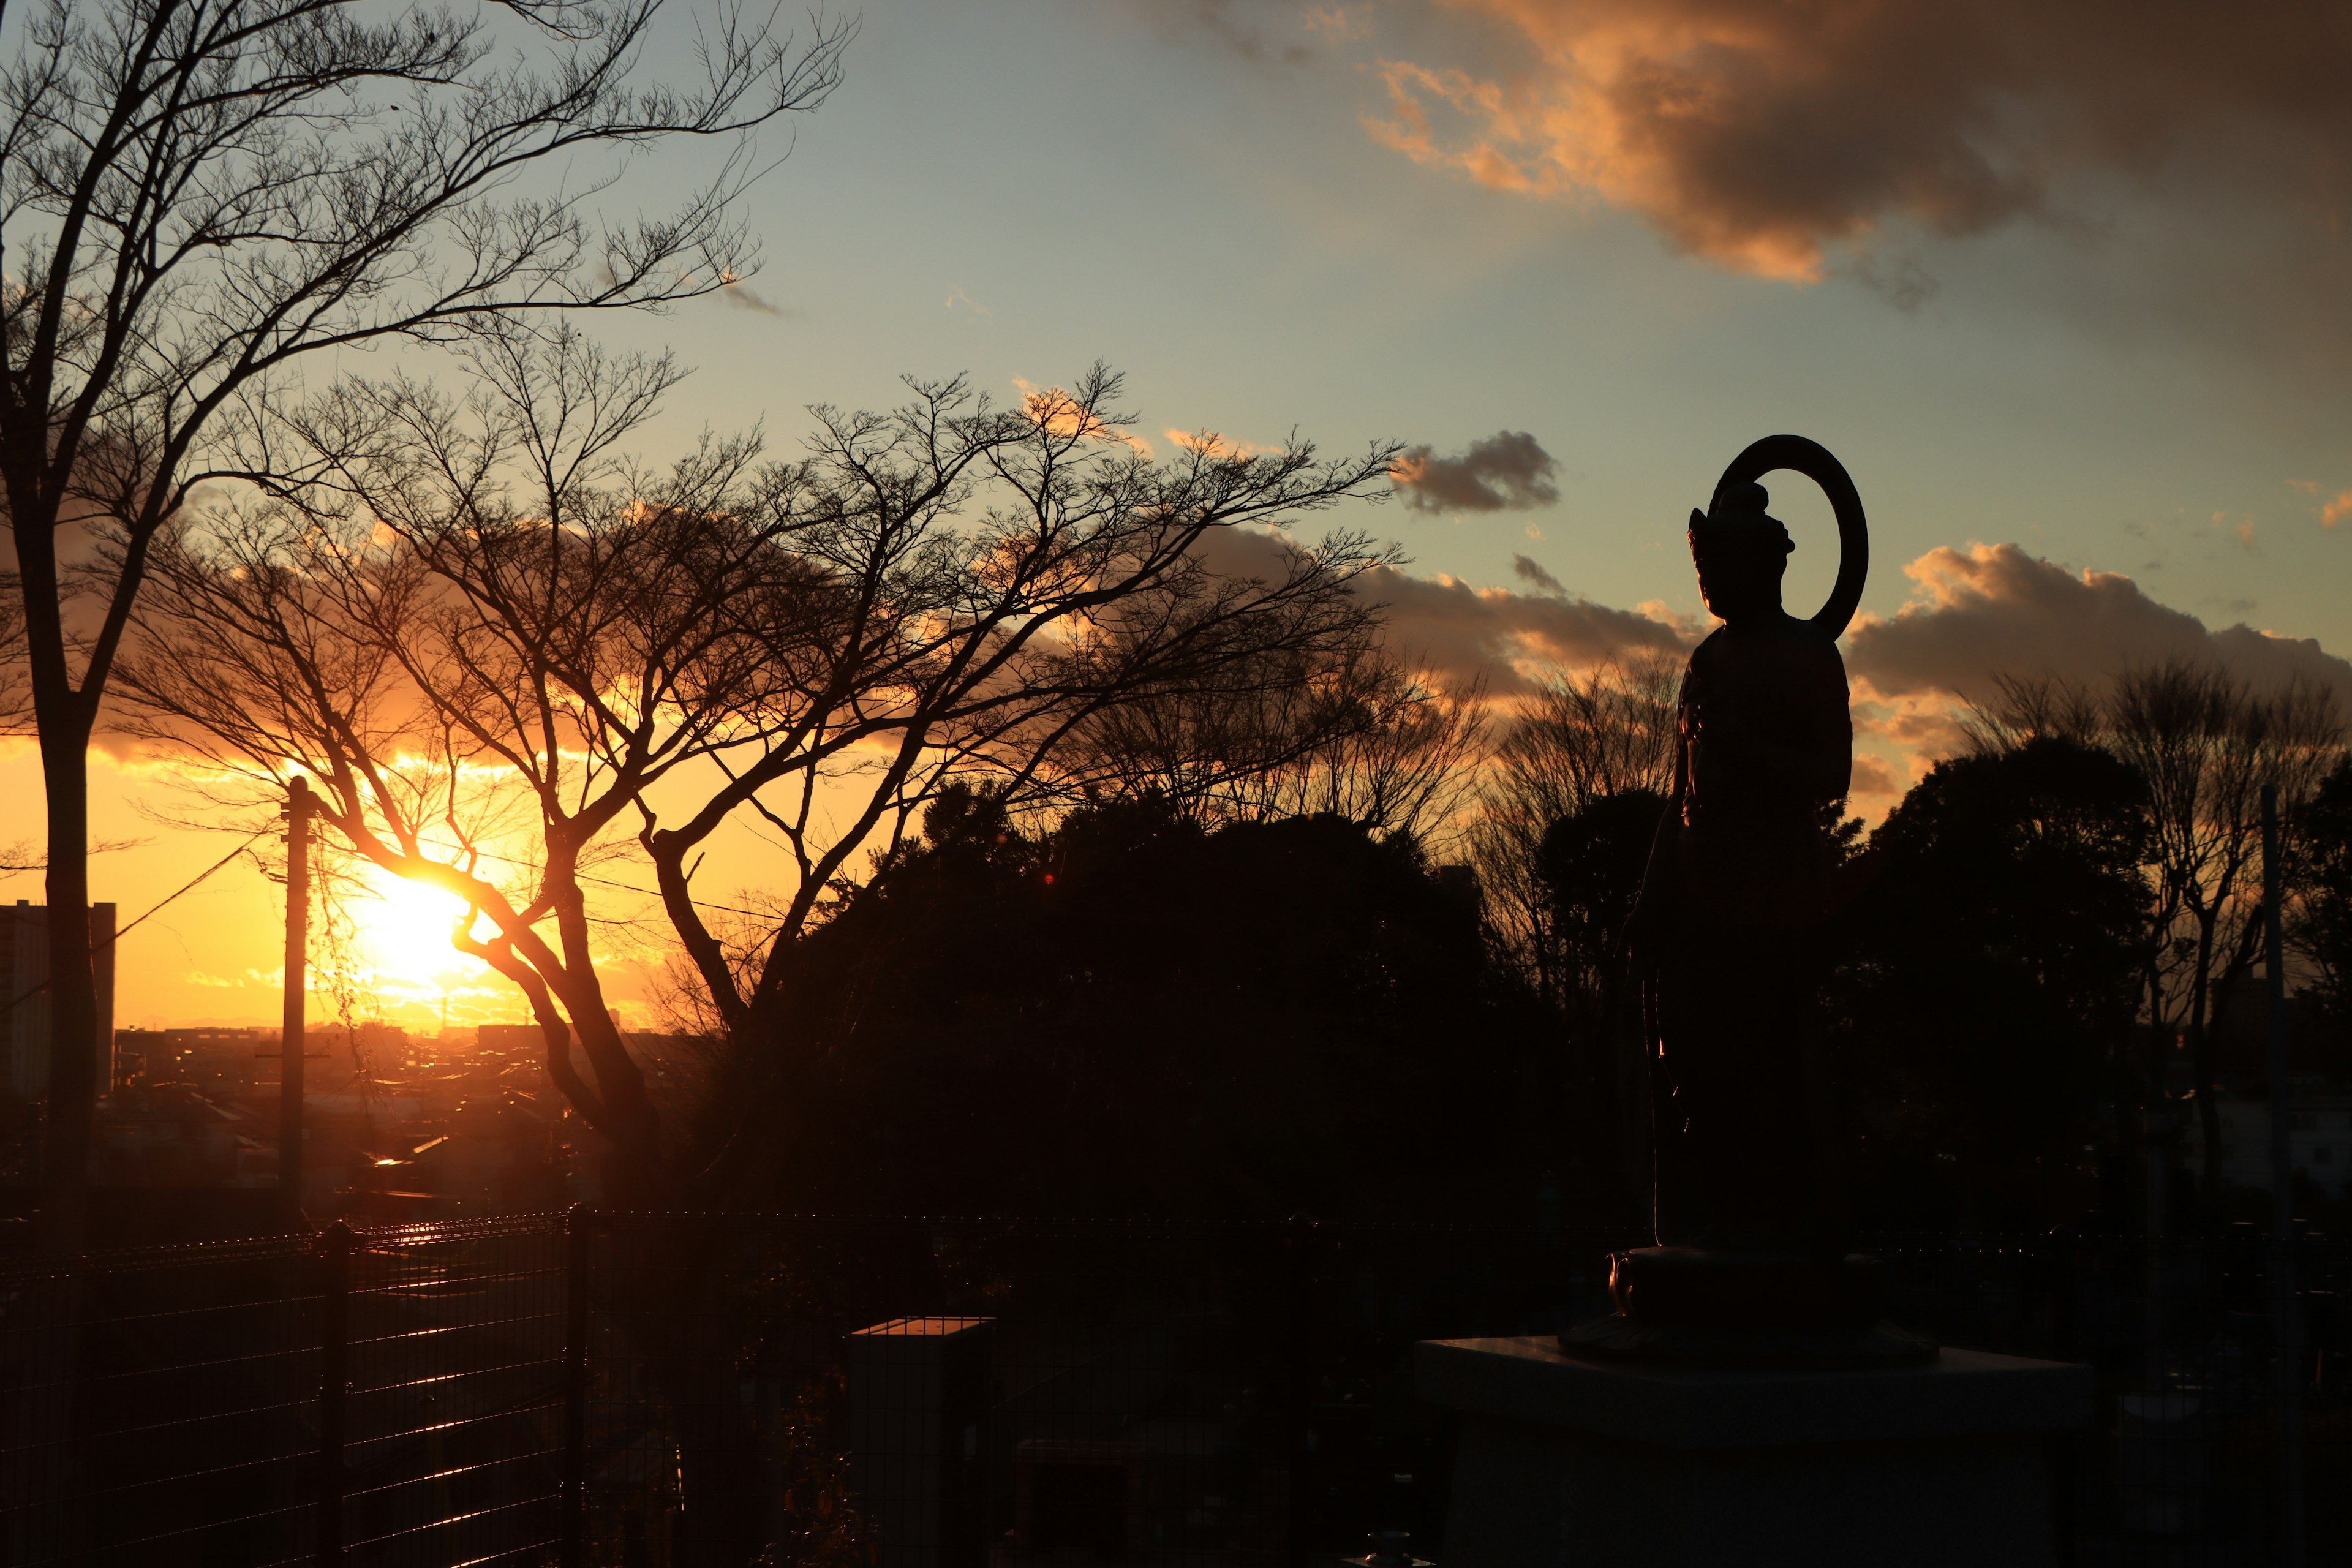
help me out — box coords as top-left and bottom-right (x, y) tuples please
(1826, 737), (2152, 1230)
(714, 786), (1534, 1219)
(1973, 664), (2345, 1192)
(123, 344), (1400, 1205)
(1531, 788), (1667, 1223)
(1470, 656), (1679, 1010)
(2293, 756), (2352, 1065)
(1, 0), (848, 1246)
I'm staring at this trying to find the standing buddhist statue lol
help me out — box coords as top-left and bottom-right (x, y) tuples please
(1564, 435), (1932, 1366)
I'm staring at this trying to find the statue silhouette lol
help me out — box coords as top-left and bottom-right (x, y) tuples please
(1635, 469), (1852, 1253)
(1566, 437), (1931, 1366)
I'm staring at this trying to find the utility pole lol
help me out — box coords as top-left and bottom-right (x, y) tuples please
(280, 776), (311, 1229)
(2263, 782), (2307, 1568)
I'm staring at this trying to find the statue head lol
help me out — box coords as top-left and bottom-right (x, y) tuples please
(1687, 480), (1793, 624)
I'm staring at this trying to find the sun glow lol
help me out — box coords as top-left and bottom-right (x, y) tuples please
(350, 868), (494, 992)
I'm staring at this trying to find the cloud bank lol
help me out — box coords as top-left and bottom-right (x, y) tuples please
(1193, 526), (2346, 804)
(1365, 562), (1690, 692)
(1392, 429), (1561, 513)
(1364, 537), (2350, 798)
(1512, 554), (1565, 593)
(1846, 543), (2352, 712)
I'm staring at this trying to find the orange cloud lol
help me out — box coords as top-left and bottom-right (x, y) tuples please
(1391, 430), (1559, 513)
(1166, 428), (1277, 459)
(1847, 542), (2352, 712)
(1849, 754), (1901, 797)
(1013, 377), (1153, 456)
(1190, 526), (2352, 812)
(2323, 488), (2352, 529)
(1364, 1), (2352, 280)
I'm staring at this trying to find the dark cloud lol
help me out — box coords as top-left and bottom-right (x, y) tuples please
(1850, 755), (1902, 797)
(1512, 554), (1564, 593)
(1200, 531), (2350, 782)
(1128, 0), (1313, 66)
(1392, 430), (1560, 514)
(1192, 524), (1690, 694)
(1365, 2), (2352, 287)
(1358, 564), (1691, 693)
(718, 277), (793, 318)
(1848, 543), (2352, 709)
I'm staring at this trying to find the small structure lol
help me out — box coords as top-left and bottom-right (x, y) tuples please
(1, 900), (116, 1099)
(850, 1316), (993, 1568)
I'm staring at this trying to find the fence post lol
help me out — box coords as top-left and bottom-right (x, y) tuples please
(1283, 1213), (1319, 1568)
(561, 1205), (592, 1568)
(317, 1220), (351, 1567)
(2262, 785), (2308, 1568)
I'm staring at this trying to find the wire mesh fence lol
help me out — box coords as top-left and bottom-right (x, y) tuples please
(0, 1213), (575, 1567)
(0, 1210), (2344, 1567)
(336, 1215), (572, 1566)
(0, 1231), (322, 1565)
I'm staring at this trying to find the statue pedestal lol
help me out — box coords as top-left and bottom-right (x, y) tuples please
(1417, 1336), (2092, 1568)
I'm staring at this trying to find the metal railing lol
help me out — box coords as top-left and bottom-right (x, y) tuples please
(0, 1212), (577, 1566)
(0, 1212), (2343, 1566)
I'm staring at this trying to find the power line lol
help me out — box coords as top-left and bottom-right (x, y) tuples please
(400, 840), (782, 922)
(4, 827), (273, 1017)
(0, 821), (780, 1025)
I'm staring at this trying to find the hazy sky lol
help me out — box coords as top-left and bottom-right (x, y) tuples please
(33, 0), (2352, 1028)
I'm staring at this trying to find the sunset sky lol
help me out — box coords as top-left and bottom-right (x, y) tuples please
(26, 0), (2352, 1031)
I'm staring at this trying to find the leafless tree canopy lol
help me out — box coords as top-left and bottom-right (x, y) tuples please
(2, 0), (850, 1242)
(1959, 672), (2105, 756)
(1068, 649), (1486, 848)
(1966, 659), (2346, 1185)
(4, 0), (848, 698)
(121, 344), (1401, 1193)
(1471, 652), (1681, 997)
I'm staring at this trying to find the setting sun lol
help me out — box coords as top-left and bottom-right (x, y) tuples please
(350, 869), (493, 992)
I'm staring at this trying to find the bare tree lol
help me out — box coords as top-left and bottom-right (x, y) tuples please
(1247, 663), (1487, 847)
(2106, 660), (2344, 1189)
(121, 346), (1400, 1199)
(2290, 757), (2352, 1036)
(123, 345), (1400, 1567)
(1456, 652), (1681, 1223)
(1960, 671), (2105, 756)
(1470, 652), (1681, 1001)
(1072, 647), (1487, 848)
(1, 0), (850, 1245)
(124, 326), (782, 1185)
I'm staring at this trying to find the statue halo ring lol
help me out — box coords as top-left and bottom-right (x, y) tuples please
(1710, 434), (1868, 640)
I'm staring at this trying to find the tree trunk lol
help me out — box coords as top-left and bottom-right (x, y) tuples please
(2188, 918), (2222, 1200)
(36, 729), (96, 1256)
(2192, 1030), (2223, 1200)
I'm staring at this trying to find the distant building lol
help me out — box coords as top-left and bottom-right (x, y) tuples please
(2207, 1091), (2352, 1202)
(113, 1027), (271, 1095)
(1, 900), (116, 1100)
(476, 1022), (556, 1053)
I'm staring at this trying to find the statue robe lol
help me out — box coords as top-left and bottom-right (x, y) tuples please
(1643, 614), (1852, 1255)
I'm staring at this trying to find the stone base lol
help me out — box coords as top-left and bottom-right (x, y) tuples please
(1419, 1336), (2092, 1568)
(1559, 1248), (1939, 1369)
(1559, 1312), (1937, 1370)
